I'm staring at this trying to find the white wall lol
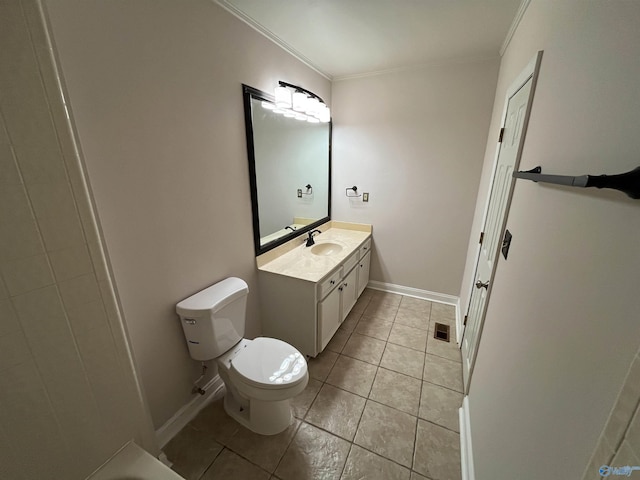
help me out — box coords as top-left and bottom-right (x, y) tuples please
(0, 1), (155, 478)
(332, 59), (499, 296)
(462, 1), (640, 478)
(43, 0), (331, 428)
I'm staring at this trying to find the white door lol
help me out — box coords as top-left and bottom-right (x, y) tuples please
(461, 52), (543, 392)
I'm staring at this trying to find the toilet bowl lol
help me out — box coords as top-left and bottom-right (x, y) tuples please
(176, 277), (308, 435)
(216, 337), (307, 434)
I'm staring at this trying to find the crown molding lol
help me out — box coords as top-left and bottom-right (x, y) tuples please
(214, 0), (332, 81)
(499, 0), (532, 56)
(333, 55), (500, 82)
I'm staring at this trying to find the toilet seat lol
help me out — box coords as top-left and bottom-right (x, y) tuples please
(230, 337), (307, 390)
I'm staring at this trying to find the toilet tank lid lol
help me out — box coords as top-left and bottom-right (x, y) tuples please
(176, 277), (248, 317)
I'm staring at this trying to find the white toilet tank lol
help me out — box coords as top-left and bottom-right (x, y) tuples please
(176, 277), (249, 361)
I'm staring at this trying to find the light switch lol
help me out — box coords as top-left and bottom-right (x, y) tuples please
(363, 192), (369, 202)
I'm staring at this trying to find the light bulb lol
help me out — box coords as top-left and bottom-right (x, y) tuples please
(274, 86), (292, 109)
(305, 97), (320, 116)
(319, 105), (331, 123)
(292, 92), (308, 112)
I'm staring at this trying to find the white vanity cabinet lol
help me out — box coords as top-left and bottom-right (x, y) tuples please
(317, 256), (359, 352)
(357, 251), (371, 297)
(259, 235), (372, 357)
(317, 280), (341, 352)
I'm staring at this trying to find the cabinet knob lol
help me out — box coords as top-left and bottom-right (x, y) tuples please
(330, 280), (335, 285)
(344, 283), (348, 287)
(339, 286), (343, 291)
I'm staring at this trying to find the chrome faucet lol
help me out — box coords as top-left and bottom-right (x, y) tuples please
(305, 229), (322, 247)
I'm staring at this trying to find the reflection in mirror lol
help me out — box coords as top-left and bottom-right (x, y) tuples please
(243, 84), (331, 255)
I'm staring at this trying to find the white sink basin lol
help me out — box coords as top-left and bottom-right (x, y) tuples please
(310, 242), (343, 256)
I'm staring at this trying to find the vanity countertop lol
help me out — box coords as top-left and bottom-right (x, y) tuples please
(258, 227), (371, 282)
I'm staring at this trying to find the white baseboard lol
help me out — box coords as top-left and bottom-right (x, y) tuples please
(459, 396), (475, 480)
(367, 281), (459, 306)
(155, 375), (225, 449)
(367, 281), (462, 343)
(455, 297), (463, 345)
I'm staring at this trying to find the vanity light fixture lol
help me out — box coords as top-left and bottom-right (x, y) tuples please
(292, 91), (307, 112)
(273, 81), (331, 123)
(274, 85), (292, 109)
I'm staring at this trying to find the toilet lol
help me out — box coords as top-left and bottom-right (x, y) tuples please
(176, 277), (308, 435)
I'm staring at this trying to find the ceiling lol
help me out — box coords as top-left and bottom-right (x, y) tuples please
(217, 0), (525, 80)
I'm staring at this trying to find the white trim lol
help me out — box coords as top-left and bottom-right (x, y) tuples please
(455, 296), (463, 345)
(367, 280), (459, 306)
(155, 376), (225, 449)
(465, 50), (543, 315)
(366, 281), (461, 344)
(213, 0), (331, 80)
(499, 0), (532, 57)
(459, 396), (475, 480)
(333, 55), (499, 82)
(462, 51), (542, 320)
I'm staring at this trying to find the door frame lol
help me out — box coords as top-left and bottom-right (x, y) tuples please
(461, 51), (543, 393)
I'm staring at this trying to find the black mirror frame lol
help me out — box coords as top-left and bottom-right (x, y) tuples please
(242, 84), (332, 256)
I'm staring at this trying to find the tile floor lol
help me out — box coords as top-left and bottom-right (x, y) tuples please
(164, 289), (464, 480)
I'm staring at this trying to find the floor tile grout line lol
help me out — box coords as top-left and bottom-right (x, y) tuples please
(268, 417), (304, 477)
(421, 377), (464, 395)
(412, 368), (426, 473)
(419, 417), (462, 435)
(424, 349), (462, 365)
(194, 444), (225, 480)
(199, 446), (272, 479)
(299, 416), (415, 475)
(338, 443), (356, 479)
(342, 358), (386, 479)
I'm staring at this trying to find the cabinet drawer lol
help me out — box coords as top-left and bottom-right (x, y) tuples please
(319, 268), (343, 299)
(342, 251), (358, 274)
(359, 239), (371, 259)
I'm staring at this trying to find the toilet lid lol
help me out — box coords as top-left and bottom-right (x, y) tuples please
(230, 337), (307, 389)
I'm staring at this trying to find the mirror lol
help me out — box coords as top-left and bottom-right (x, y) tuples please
(242, 84), (331, 255)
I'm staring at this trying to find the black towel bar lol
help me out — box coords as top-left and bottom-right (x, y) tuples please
(512, 166), (640, 199)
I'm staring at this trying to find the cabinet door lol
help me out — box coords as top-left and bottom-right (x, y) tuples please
(357, 251), (371, 297)
(318, 286), (341, 352)
(341, 267), (358, 321)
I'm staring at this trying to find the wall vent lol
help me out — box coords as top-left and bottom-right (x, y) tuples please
(433, 323), (450, 342)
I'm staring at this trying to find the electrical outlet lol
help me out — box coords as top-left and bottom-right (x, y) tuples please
(363, 192), (369, 202)
(297, 189), (302, 198)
